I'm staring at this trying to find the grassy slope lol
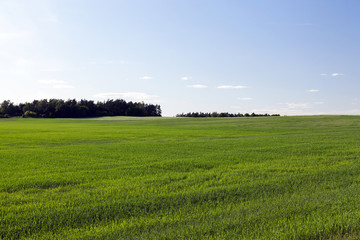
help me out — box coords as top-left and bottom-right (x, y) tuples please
(1, 116), (360, 239)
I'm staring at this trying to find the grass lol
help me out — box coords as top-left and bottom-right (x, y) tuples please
(1, 115), (360, 239)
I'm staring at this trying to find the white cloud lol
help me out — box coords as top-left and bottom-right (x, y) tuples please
(247, 107), (281, 113)
(286, 103), (311, 109)
(0, 31), (28, 40)
(39, 68), (61, 72)
(4, 56), (64, 75)
(38, 79), (75, 89)
(217, 85), (247, 89)
(307, 89), (319, 93)
(87, 59), (122, 65)
(331, 73), (344, 77)
(320, 73), (344, 77)
(351, 98), (359, 105)
(186, 84), (208, 89)
(345, 109), (360, 114)
(140, 76), (153, 80)
(53, 84), (75, 89)
(40, 17), (59, 23)
(93, 92), (159, 102)
(250, 107), (304, 116)
(238, 97), (253, 101)
(249, 103), (313, 116)
(0, 1), (23, 8)
(38, 79), (66, 84)
(181, 77), (191, 81)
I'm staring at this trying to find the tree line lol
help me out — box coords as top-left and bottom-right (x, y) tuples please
(0, 99), (162, 118)
(176, 112), (280, 118)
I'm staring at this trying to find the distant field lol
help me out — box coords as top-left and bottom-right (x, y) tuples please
(1, 116), (360, 239)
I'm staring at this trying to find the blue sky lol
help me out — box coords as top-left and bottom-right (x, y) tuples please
(1, 0), (360, 116)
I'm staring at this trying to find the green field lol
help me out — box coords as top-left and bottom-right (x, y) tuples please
(1, 116), (360, 239)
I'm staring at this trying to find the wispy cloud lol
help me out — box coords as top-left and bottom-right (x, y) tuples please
(331, 73), (344, 77)
(40, 16), (59, 23)
(286, 103), (311, 109)
(320, 73), (344, 77)
(87, 59), (123, 65)
(238, 97), (253, 101)
(248, 102), (313, 116)
(0, 31), (28, 40)
(39, 68), (62, 72)
(307, 89), (319, 93)
(140, 76), (153, 80)
(38, 79), (66, 84)
(181, 77), (191, 81)
(93, 92), (159, 102)
(7, 57), (64, 75)
(38, 79), (75, 89)
(53, 84), (75, 89)
(186, 84), (208, 89)
(217, 85), (247, 89)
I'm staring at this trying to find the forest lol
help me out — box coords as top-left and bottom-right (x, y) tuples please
(0, 99), (162, 118)
(176, 112), (280, 118)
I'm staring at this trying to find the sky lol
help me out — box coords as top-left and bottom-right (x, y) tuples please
(1, 0), (360, 116)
